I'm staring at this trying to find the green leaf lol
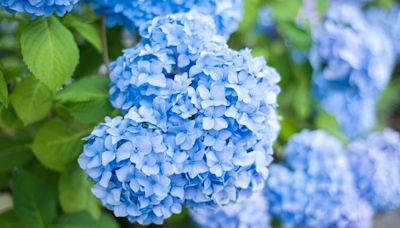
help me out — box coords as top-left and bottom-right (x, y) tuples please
(270, 0), (303, 22)
(0, 106), (23, 131)
(0, 173), (11, 189)
(0, 70), (8, 107)
(57, 212), (119, 228)
(293, 80), (311, 120)
(10, 77), (52, 125)
(21, 17), (79, 91)
(279, 116), (300, 143)
(315, 109), (347, 144)
(57, 76), (110, 103)
(31, 119), (88, 172)
(0, 138), (32, 173)
(316, 0), (329, 14)
(64, 99), (114, 124)
(64, 15), (102, 52)
(279, 21), (312, 49)
(0, 210), (25, 228)
(377, 79), (400, 126)
(73, 44), (103, 78)
(58, 166), (100, 219)
(13, 169), (57, 228)
(164, 208), (192, 228)
(57, 77), (113, 123)
(25, 161), (59, 194)
(238, 0), (263, 34)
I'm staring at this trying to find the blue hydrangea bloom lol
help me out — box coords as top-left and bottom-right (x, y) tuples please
(257, 6), (278, 39)
(348, 129), (400, 212)
(88, 0), (243, 36)
(79, 116), (185, 225)
(83, 12), (281, 224)
(0, 0), (79, 17)
(310, 3), (395, 138)
(266, 130), (374, 228)
(190, 192), (271, 228)
(366, 4), (400, 58)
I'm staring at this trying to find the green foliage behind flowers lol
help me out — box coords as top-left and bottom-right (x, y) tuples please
(0, 5), (118, 227)
(0, 0), (399, 227)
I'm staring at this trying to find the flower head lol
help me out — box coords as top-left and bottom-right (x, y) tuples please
(348, 129), (400, 211)
(310, 3), (395, 138)
(78, 116), (183, 225)
(0, 0), (79, 17)
(81, 11), (280, 225)
(366, 4), (400, 58)
(266, 130), (373, 228)
(191, 192), (271, 228)
(88, 0), (243, 37)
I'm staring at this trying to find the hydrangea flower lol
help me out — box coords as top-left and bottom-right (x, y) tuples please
(81, 11), (280, 225)
(310, 3), (395, 138)
(0, 0), (79, 17)
(79, 116), (184, 225)
(348, 129), (400, 211)
(366, 4), (400, 58)
(266, 130), (373, 228)
(191, 192), (271, 228)
(257, 6), (278, 39)
(88, 0), (243, 36)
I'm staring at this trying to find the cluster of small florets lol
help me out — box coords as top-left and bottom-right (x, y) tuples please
(78, 116), (185, 225)
(366, 4), (400, 58)
(190, 192), (271, 228)
(88, 0), (243, 36)
(348, 129), (400, 212)
(0, 0), (80, 16)
(265, 130), (373, 228)
(310, 3), (395, 138)
(80, 11), (280, 225)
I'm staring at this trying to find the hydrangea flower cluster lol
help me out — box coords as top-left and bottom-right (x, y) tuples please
(79, 11), (280, 225)
(257, 6), (278, 39)
(266, 130), (373, 228)
(348, 129), (400, 212)
(88, 0), (243, 36)
(310, 3), (395, 138)
(190, 192), (271, 228)
(0, 0), (80, 17)
(366, 4), (400, 58)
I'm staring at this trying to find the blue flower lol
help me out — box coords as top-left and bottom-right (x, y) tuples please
(86, 11), (281, 225)
(87, 0), (243, 37)
(191, 192), (271, 228)
(257, 6), (278, 39)
(79, 116), (184, 225)
(310, 3), (396, 138)
(0, 0), (79, 17)
(348, 129), (400, 212)
(365, 4), (400, 58)
(265, 130), (374, 228)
